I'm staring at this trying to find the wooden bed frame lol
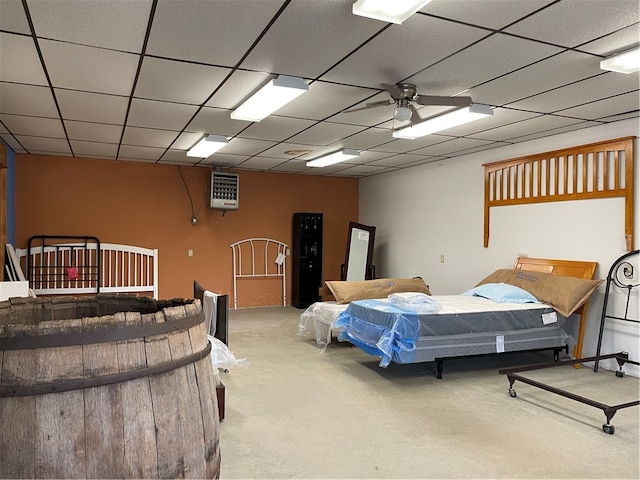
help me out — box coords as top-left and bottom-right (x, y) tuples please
(514, 256), (598, 361)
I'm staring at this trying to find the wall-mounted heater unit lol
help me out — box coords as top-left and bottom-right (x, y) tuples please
(209, 172), (239, 210)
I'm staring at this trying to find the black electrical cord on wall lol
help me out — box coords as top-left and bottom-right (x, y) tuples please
(178, 166), (201, 225)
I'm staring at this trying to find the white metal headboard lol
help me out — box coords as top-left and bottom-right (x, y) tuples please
(230, 238), (288, 309)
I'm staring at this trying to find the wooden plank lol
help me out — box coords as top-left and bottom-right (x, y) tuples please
(0, 347), (37, 477)
(166, 306), (207, 479)
(34, 318), (85, 478)
(117, 311), (159, 478)
(83, 312), (125, 478)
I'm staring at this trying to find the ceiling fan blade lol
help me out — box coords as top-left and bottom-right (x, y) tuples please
(345, 99), (394, 113)
(414, 95), (472, 107)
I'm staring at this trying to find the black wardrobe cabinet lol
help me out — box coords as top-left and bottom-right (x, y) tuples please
(292, 212), (322, 309)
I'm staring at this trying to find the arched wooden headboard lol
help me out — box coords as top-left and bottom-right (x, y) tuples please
(483, 137), (635, 250)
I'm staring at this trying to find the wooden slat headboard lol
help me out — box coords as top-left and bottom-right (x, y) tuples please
(514, 256), (598, 362)
(483, 137), (635, 250)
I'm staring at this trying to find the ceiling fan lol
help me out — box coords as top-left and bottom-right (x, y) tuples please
(348, 83), (472, 123)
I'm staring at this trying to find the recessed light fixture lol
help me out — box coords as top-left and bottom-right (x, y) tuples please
(186, 134), (229, 158)
(352, 0), (433, 24)
(231, 75), (309, 122)
(393, 104), (493, 139)
(600, 47), (640, 74)
(306, 149), (360, 168)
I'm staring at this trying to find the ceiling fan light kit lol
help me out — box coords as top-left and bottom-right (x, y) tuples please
(392, 104), (493, 140)
(186, 134), (229, 158)
(306, 149), (360, 168)
(352, 0), (433, 24)
(231, 75), (308, 122)
(600, 47), (640, 74)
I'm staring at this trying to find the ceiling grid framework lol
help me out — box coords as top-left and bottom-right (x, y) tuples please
(0, 0), (638, 178)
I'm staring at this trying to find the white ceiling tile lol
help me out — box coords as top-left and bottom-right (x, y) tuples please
(0, 83), (58, 117)
(55, 89), (129, 124)
(118, 145), (164, 161)
(326, 164), (389, 177)
(370, 134), (455, 153)
(0, 0), (30, 34)
(324, 127), (392, 151)
(136, 57), (231, 105)
(276, 81), (376, 121)
(15, 135), (71, 153)
(364, 153), (432, 167)
(481, 115), (591, 142)
(240, 0), (383, 78)
(173, 132), (208, 151)
(236, 156), (287, 170)
(240, 116), (316, 142)
(28, 0), (152, 51)
(121, 126), (180, 149)
(0, 134), (24, 151)
(412, 137), (496, 156)
(506, 120), (603, 143)
(221, 138), (276, 156)
(70, 140), (119, 158)
(186, 107), (248, 137)
(0, 33), (48, 85)
(578, 24), (640, 56)
(467, 51), (603, 107)
(159, 150), (198, 164)
(127, 99), (199, 130)
(40, 40), (138, 95)
(321, 14), (488, 88)
(505, 0), (639, 48)
(0, 114), (65, 137)
(258, 142), (316, 160)
(65, 120), (122, 143)
(508, 72), (640, 113)
(269, 160), (309, 174)
(287, 122), (366, 146)
(147, 0), (283, 66)
(407, 33), (563, 98)
(199, 154), (248, 167)
(557, 91), (640, 120)
(423, 0), (554, 30)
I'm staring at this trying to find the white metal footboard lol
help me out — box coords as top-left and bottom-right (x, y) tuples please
(16, 241), (158, 299)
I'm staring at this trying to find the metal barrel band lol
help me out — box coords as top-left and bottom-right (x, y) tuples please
(0, 341), (212, 398)
(0, 312), (202, 351)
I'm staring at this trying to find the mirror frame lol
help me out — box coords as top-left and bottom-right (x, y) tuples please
(341, 221), (376, 280)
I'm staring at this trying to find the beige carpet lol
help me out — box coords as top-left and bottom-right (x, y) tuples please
(218, 306), (639, 479)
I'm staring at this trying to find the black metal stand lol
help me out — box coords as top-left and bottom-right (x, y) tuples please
(499, 250), (639, 435)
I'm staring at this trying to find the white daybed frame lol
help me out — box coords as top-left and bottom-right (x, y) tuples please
(14, 241), (158, 299)
(230, 238), (288, 309)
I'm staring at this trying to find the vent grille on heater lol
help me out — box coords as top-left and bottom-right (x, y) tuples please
(209, 172), (239, 210)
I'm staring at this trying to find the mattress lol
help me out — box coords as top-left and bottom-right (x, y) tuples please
(334, 296), (570, 367)
(298, 301), (348, 350)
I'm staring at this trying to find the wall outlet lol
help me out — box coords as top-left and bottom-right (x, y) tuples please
(188, 249), (193, 257)
(440, 255), (445, 263)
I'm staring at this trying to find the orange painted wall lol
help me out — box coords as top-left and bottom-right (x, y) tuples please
(14, 154), (359, 306)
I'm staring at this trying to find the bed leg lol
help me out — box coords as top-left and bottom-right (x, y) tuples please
(436, 359), (443, 379)
(507, 374), (517, 397)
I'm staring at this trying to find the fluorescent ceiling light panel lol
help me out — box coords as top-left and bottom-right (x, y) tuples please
(231, 75), (308, 122)
(352, 0), (433, 24)
(306, 149), (360, 168)
(600, 47), (640, 74)
(392, 104), (493, 140)
(186, 134), (229, 157)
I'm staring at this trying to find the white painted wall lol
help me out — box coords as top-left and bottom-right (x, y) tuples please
(360, 118), (639, 376)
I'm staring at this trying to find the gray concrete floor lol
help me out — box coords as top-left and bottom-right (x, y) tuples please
(218, 306), (639, 479)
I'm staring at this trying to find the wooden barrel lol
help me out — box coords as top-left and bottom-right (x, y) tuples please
(0, 294), (221, 479)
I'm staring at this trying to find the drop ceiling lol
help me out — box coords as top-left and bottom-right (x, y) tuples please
(0, 0), (638, 178)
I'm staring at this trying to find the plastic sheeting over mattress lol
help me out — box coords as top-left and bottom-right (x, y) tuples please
(334, 296), (570, 367)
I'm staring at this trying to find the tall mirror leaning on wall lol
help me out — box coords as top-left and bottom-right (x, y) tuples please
(341, 222), (376, 281)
